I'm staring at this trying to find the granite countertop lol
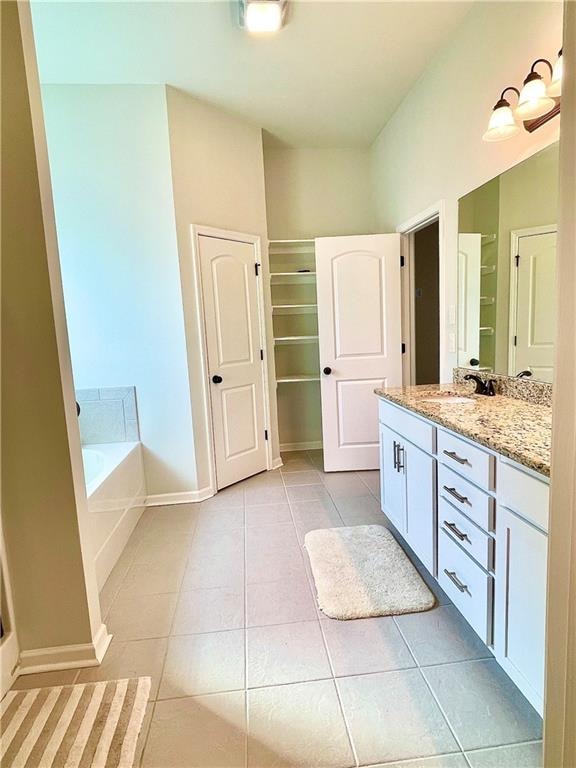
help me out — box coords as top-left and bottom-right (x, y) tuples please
(375, 383), (552, 477)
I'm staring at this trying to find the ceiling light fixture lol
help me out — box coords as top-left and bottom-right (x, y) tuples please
(240, 0), (287, 34)
(483, 50), (562, 142)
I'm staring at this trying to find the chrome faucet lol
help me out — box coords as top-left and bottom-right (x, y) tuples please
(463, 374), (497, 396)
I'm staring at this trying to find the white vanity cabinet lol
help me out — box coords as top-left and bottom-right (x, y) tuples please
(378, 396), (549, 715)
(378, 402), (436, 573)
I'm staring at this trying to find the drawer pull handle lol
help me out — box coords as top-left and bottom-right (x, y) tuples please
(444, 569), (469, 593)
(443, 520), (470, 543)
(443, 485), (469, 504)
(443, 450), (470, 466)
(397, 444), (405, 472)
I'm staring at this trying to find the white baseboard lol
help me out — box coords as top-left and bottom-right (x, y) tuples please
(280, 441), (323, 452)
(271, 457), (283, 470)
(145, 487), (215, 506)
(17, 622), (113, 675)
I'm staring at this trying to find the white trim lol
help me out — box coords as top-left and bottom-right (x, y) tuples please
(280, 441), (323, 452)
(17, 623), (112, 676)
(145, 487), (215, 506)
(508, 224), (557, 377)
(93, 494), (146, 589)
(397, 199), (459, 384)
(190, 225), (273, 491)
(271, 457), (284, 470)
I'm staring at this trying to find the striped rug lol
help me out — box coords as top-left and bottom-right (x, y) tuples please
(0, 677), (150, 768)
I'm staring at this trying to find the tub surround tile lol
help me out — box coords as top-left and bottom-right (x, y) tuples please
(375, 383), (551, 476)
(77, 385), (140, 444)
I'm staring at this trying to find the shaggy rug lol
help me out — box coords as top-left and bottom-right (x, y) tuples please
(305, 524), (435, 619)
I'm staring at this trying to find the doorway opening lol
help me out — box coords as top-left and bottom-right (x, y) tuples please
(412, 220), (440, 385)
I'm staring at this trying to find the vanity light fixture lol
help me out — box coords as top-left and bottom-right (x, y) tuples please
(483, 51), (562, 142)
(482, 87), (521, 142)
(516, 59), (556, 119)
(240, 0), (287, 33)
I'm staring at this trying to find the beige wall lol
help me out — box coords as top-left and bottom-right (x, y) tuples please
(165, 88), (277, 487)
(1, 1), (99, 653)
(264, 147), (375, 239)
(371, 1), (563, 231)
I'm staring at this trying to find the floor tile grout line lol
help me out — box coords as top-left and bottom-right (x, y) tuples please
(393, 617), (468, 757)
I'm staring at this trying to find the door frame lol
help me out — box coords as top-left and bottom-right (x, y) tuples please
(191, 224), (273, 493)
(508, 224), (557, 377)
(397, 199), (459, 385)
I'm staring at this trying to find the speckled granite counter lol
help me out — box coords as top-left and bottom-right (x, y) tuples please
(375, 384), (551, 477)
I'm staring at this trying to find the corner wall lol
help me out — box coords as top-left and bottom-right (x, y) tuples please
(165, 87), (278, 488)
(41, 85), (197, 497)
(371, 1), (563, 230)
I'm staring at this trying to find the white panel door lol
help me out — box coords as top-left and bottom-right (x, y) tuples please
(317, 235), (402, 471)
(457, 234), (481, 368)
(199, 235), (267, 489)
(512, 230), (557, 382)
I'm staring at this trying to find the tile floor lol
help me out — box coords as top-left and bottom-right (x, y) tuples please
(13, 450), (543, 768)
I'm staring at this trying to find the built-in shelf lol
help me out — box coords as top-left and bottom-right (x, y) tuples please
(272, 304), (318, 315)
(481, 265), (497, 275)
(480, 326), (495, 335)
(274, 335), (319, 345)
(271, 272), (316, 284)
(481, 234), (497, 245)
(277, 374), (321, 383)
(480, 296), (495, 305)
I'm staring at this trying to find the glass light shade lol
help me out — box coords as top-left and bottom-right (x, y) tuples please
(483, 104), (520, 142)
(548, 51), (563, 97)
(245, 1), (283, 33)
(516, 76), (555, 119)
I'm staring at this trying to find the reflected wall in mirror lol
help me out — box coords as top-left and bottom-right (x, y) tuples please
(458, 142), (559, 382)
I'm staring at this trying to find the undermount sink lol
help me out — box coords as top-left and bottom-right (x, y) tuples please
(421, 395), (474, 404)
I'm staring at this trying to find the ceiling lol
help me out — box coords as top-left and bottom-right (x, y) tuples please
(30, 1), (473, 147)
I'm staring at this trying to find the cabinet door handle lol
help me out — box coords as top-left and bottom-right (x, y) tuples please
(393, 441), (399, 470)
(443, 521), (470, 543)
(443, 450), (469, 466)
(443, 485), (469, 504)
(397, 444), (405, 472)
(443, 569), (469, 593)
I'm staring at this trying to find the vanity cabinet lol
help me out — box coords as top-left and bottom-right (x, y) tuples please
(379, 403), (436, 573)
(378, 397), (549, 715)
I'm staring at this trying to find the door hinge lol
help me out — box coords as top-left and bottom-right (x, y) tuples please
(255, 262), (261, 276)
(264, 429), (268, 440)
(400, 255), (405, 267)
(260, 349), (264, 361)
(401, 343), (406, 354)
(513, 335), (517, 346)
(515, 254), (520, 267)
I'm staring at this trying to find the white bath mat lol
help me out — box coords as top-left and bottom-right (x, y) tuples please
(0, 677), (150, 768)
(305, 525), (435, 620)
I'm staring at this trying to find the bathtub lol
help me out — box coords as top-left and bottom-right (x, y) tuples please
(82, 442), (146, 589)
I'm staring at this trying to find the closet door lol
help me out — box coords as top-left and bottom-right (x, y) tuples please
(316, 235), (402, 471)
(199, 234), (268, 489)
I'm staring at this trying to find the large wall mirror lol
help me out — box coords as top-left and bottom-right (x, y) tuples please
(458, 142), (559, 383)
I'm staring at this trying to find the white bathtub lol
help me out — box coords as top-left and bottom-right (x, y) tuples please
(82, 442), (146, 589)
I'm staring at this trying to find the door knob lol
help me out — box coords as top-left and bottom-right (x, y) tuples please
(212, 375), (223, 384)
(323, 367), (332, 375)
(469, 358), (480, 366)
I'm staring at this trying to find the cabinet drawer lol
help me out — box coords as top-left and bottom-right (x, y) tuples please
(378, 399), (435, 454)
(438, 498), (493, 570)
(498, 459), (549, 532)
(438, 464), (494, 532)
(438, 530), (493, 644)
(438, 429), (495, 491)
